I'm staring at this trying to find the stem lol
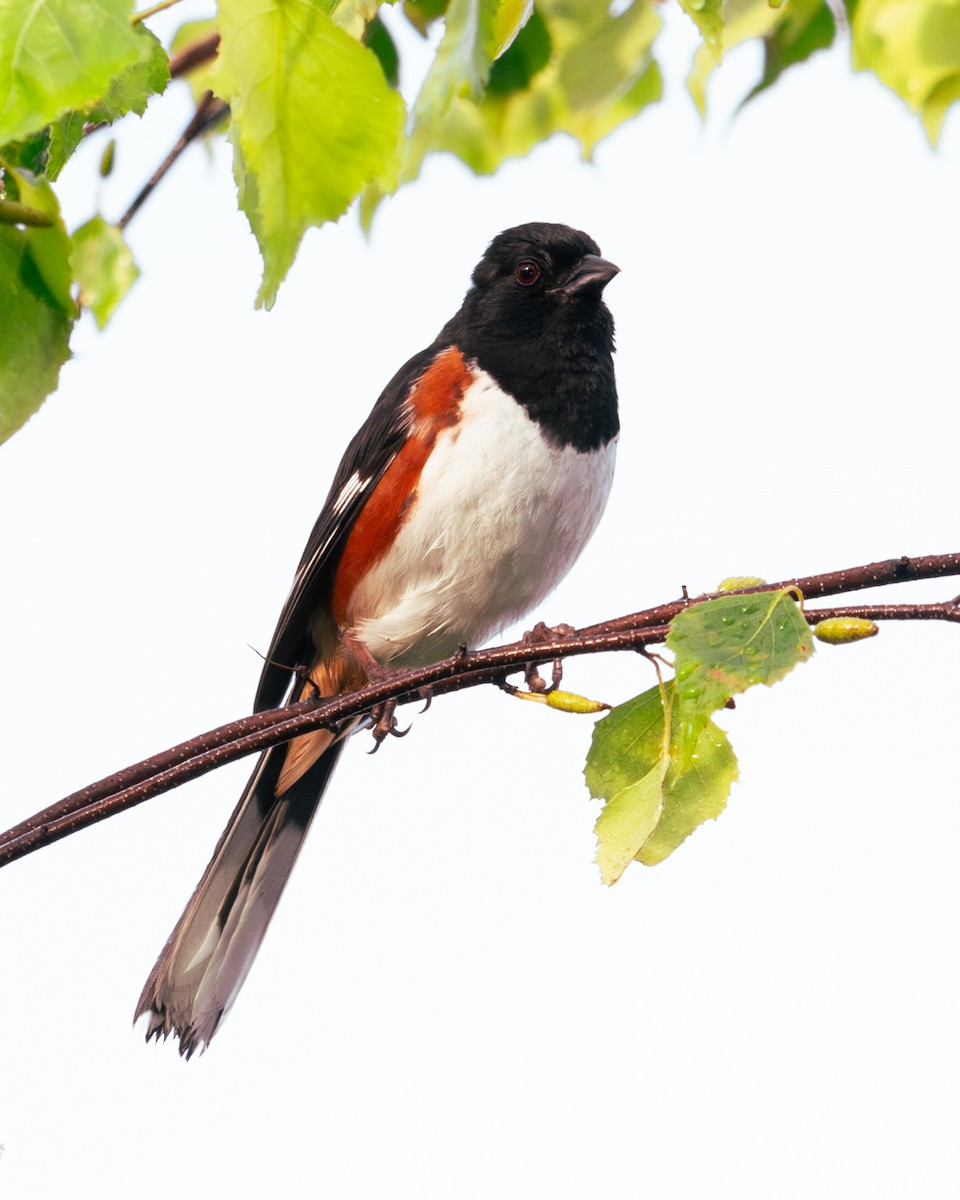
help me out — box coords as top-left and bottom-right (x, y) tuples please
(118, 91), (229, 230)
(131, 0), (183, 24)
(169, 32), (221, 79)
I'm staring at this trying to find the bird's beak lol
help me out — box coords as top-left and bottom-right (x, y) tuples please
(560, 254), (620, 297)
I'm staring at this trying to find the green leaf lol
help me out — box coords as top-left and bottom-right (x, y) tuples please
(210, 0), (405, 308)
(667, 589), (813, 767)
(331, 0), (396, 37)
(87, 24), (170, 124)
(71, 216), (139, 328)
(678, 0), (725, 60)
(409, 0), (662, 178)
(403, 0), (449, 36)
(0, 129), (51, 174)
(587, 685), (668, 885)
(587, 589), (812, 882)
(0, 170), (75, 442)
(586, 681), (739, 881)
(595, 767), (666, 885)
(0, 0), (147, 145)
(637, 718), (738, 866)
(405, 0), (522, 172)
(363, 13), (400, 88)
(45, 112), (87, 181)
(487, 8), (552, 95)
(851, 0), (960, 144)
(686, 0), (834, 117)
(585, 685), (667, 802)
(742, 0), (835, 106)
(9, 169), (77, 312)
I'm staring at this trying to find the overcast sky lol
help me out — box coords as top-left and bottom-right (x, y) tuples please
(2, 5), (959, 1197)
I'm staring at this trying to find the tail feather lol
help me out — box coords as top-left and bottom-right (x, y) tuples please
(135, 738), (344, 1057)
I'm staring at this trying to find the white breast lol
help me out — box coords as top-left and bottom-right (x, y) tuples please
(345, 371), (617, 666)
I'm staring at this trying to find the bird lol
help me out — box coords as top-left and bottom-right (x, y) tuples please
(135, 222), (620, 1056)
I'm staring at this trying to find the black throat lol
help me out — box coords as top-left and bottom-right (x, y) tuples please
(438, 301), (619, 454)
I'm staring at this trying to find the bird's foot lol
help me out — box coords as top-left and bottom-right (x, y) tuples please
(368, 697), (411, 753)
(521, 621), (576, 693)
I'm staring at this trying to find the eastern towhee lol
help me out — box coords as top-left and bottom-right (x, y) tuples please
(136, 222), (620, 1055)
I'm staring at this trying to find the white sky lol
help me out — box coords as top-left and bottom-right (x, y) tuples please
(2, 5), (959, 1197)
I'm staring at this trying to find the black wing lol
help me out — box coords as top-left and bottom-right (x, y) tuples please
(253, 343), (444, 712)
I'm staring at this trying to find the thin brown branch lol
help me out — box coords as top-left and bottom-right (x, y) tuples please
(805, 601), (960, 624)
(2, 552), (959, 870)
(117, 90), (229, 230)
(169, 32), (220, 80)
(0, 625), (670, 868)
(584, 552), (960, 637)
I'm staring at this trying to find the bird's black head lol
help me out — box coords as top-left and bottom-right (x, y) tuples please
(465, 222), (618, 328)
(439, 223), (620, 451)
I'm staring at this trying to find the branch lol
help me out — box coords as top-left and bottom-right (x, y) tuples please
(168, 32), (220, 80)
(2, 552), (959, 870)
(118, 90), (229, 230)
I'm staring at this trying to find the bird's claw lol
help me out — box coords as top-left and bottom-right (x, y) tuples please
(521, 621), (575, 693)
(368, 699), (411, 754)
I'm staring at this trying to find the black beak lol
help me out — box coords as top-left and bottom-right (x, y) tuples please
(560, 254), (620, 298)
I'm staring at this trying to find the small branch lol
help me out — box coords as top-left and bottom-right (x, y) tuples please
(2, 552), (959, 870)
(169, 32), (221, 80)
(118, 91), (229, 231)
(586, 552), (960, 638)
(805, 601), (960, 625)
(0, 625), (671, 868)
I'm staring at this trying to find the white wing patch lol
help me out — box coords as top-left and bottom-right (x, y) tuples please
(330, 471), (366, 518)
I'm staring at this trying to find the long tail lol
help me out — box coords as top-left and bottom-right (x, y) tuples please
(135, 736), (344, 1057)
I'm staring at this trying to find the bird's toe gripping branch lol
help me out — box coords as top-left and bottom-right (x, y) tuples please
(521, 620), (576, 693)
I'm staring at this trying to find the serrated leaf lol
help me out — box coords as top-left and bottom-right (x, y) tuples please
(636, 719), (738, 866)
(210, 0), (405, 308)
(851, 0), (960, 144)
(87, 24), (170, 124)
(405, 0), (522, 168)
(686, 0), (833, 117)
(0, 0), (146, 145)
(594, 768), (665, 885)
(0, 171), (75, 442)
(71, 216), (139, 328)
(586, 681), (738, 880)
(585, 685), (666, 801)
(0, 129), (51, 174)
(414, 0), (661, 177)
(45, 112), (86, 181)
(587, 685), (668, 885)
(667, 589), (813, 766)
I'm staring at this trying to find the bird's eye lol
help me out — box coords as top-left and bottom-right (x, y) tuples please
(514, 260), (541, 286)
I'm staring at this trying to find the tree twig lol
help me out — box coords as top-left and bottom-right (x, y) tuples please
(2, 552), (959, 870)
(118, 90), (229, 230)
(169, 32), (220, 80)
